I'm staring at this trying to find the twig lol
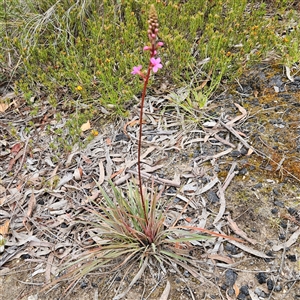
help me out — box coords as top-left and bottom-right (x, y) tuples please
(219, 120), (255, 151)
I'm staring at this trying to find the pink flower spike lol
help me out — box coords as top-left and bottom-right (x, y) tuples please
(131, 65), (143, 75)
(143, 46), (151, 51)
(150, 57), (163, 73)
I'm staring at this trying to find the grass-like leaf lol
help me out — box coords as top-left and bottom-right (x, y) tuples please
(47, 180), (240, 298)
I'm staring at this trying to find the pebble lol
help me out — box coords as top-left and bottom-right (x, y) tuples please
(253, 183), (262, 189)
(227, 287), (235, 296)
(279, 233), (286, 240)
(114, 133), (129, 142)
(287, 207), (297, 216)
(256, 272), (267, 284)
(207, 190), (219, 203)
(267, 278), (274, 290)
(287, 254), (297, 262)
(240, 148), (248, 155)
(274, 200), (284, 208)
(274, 285), (282, 292)
(272, 188), (280, 196)
(167, 187), (177, 194)
(230, 150), (241, 157)
(280, 220), (287, 229)
(237, 293), (246, 300)
(239, 167), (248, 175)
(254, 287), (267, 298)
(183, 270), (190, 278)
(271, 208), (278, 214)
(225, 269), (238, 286)
(239, 285), (249, 295)
(225, 243), (239, 255)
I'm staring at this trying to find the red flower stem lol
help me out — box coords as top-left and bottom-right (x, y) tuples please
(138, 49), (155, 227)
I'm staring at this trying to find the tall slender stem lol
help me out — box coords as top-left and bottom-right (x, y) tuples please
(137, 61), (152, 226)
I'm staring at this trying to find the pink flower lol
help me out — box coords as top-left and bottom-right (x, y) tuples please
(131, 65), (143, 75)
(157, 42), (164, 47)
(150, 57), (162, 73)
(143, 46), (151, 51)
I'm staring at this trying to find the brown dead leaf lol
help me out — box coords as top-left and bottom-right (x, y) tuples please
(159, 281), (171, 300)
(226, 214), (257, 245)
(8, 148), (25, 171)
(110, 168), (124, 179)
(123, 118), (146, 136)
(0, 220), (10, 236)
(80, 120), (91, 132)
(207, 254), (234, 265)
(0, 101), (9, 112)
(247, 148), (254, 156)
(233, 284), (240, 297)
(73, 167), (83, 180)
(82, 190), (100, 205)
(11, 142), (23, 156)
(23, 193), (36, 230)
(82, 155), (92, 164)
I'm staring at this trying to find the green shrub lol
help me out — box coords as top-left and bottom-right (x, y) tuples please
(1, 0), (299, 146)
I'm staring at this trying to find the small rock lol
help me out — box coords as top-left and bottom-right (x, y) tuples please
(271, 208), (278, 215)
(274, 200), (284, 208)
(183, 270), (190, 278)
(256, 272), (268, 284)
(225, 243), (238, 255)
(254, 287), (267, 298)
(115, 133), (129, 142)
(240, 148), (248, 155)
(287, 254), (297, 262)
(207, 190), (219, 203)
(273, 188), (280, 196)
(267, 278), (274, 290)
(274, 285), (282, 292)
(239, 285), (249, 295)
(227, 287), (235, 296)
(253, 183), (262, 189)
(287, 207), (297, 216)
(279, 233), (286, 240)
(231, 150), (241, 157)
(237, 293), (246, 300)
(280, 220), (287, 228)
(254, 287), (263, 296)
(167, 187), (177, 194)
(225, 269), (238, 286)
(239, 167), (248, 175)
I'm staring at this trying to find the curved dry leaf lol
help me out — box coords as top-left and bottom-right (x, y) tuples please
(73, 167), (83, 180)
(0, 101), (9, 113)
(228, 240), (272, 259)
(0, 220), (10, 236)
(81, 120), (91, 132)
(159, 281), (171, 300)
(272, 228), (300, 251)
